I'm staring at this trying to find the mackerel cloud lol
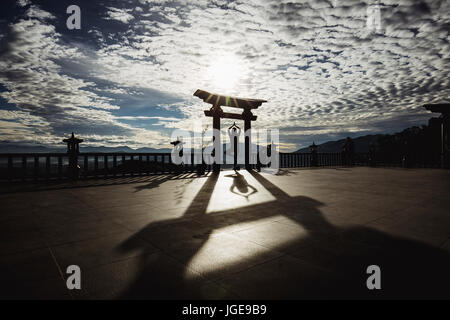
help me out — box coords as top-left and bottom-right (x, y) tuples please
(0, 0), (448, 150)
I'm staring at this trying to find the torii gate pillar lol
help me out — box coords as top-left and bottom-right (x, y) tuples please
(212, 104), (222, 173)
(243, 109), (252, 170)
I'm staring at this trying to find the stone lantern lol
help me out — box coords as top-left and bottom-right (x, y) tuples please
(63, 132), (83, 179)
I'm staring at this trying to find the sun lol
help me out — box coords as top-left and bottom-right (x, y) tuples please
(205, 53), (246, 92)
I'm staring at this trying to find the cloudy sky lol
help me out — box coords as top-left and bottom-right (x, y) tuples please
(0, 0), (449, 151)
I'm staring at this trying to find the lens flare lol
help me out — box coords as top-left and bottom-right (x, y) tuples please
(205, 53), (246, 92)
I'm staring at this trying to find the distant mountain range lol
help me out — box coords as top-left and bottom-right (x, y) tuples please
(0, 134), (392, 154)
(0, 142), (263, 154)
(0, 144), (172, 153)
(296, 134), (383, 153)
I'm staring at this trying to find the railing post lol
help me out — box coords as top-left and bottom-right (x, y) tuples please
(8, 156), (13, 181)
(84, 156), (88, 177)
(34, 156), (39, 180)
(113, 155), (117, 177)
(369, 145), (377, 167)
(104, 155), (108, 178)
(46, 156), (51, 180)
(162, 155), (166, 173)
(131, 155), (135, 176)
(94, 156), (98, 178)
(169, 153), (174, 174)
(22, 156), (26, 181)
(310, 143), (318, 167)
(153, 155), (157, 174)
(122, 155), (126, 176)
(58, 156), (62, 178)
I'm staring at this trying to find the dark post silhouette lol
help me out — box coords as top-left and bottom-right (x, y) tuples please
(63, 132), (83, 179)
(424, 104), (450, 168)
(310, 142), (318, 167)
(212, 103), (222, 173)
(402, 140), (411, 168)
(243, 108), (253, 170)
(369, 143), (377, 167)
(256, 145), (261, 172)
(343, 137), (354, 166)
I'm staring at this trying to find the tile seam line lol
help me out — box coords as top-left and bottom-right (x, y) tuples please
(48, 246), (75, 300)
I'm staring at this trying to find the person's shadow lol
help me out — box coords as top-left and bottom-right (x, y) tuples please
(224, 172), (257, 201)
(117, 171), (450, 299)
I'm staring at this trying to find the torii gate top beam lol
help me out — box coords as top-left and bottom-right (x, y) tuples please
(193, 89), (267, 109)
(203, 110), (257, 121)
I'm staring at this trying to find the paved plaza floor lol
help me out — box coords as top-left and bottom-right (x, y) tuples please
(1, 167), (449, 299)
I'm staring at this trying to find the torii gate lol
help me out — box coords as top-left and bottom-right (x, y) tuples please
(193, 89), (267, 173)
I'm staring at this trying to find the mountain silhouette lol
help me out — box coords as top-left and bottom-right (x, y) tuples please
(296, 135), (382, 153)
(0, 144), (172, 153)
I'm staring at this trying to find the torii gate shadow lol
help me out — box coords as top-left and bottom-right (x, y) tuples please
(118, 171), (450, 299)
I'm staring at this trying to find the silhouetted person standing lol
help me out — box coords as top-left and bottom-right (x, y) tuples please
(228, 123), (241, 171)
(343, 137), (354, 166)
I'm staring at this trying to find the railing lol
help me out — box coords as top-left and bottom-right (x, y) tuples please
(0, 151), (442, 182)
(0, 152), (211, 182)
(279, 153), (345, 167)
(279, 152), (441, 168)
(0, 153), (70, 182)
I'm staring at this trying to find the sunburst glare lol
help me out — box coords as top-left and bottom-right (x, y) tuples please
(205, 53), (247, 92)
